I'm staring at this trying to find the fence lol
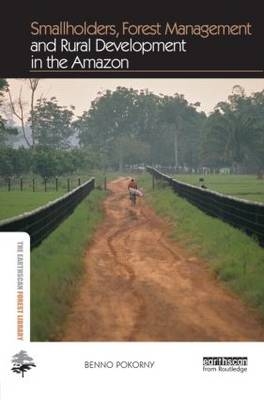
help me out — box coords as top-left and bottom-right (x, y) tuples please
(0, 178), (95, 249)
(147, 166), (264, 246)
(0, 176), (86, 192)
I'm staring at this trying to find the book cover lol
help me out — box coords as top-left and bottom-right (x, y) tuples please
(0, 2), (263, 399)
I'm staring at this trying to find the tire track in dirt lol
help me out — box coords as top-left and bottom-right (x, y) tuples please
(106, 203), (149, 341)
(59, 177), (264, 341)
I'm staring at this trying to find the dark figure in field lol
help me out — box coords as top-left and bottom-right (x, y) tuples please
(199, 177), (207, 189)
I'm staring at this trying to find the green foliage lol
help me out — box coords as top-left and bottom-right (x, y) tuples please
(3, 83), (264, 175)
(0, 79), (18, 144)
(0, 147), (98, 179)
(159, 94), (206, 167)
(30, 189), (106, 341)
(75, 87), (204, 169)
(32, 148), (64, 178)
(73, 84), (264, 172)
(32, 97), (74, 149)
(75, 87), (142, 169)
(32, 147), (100, 178)
(111, 136), (151, 170)
(202, 87), (264, 172)
(0, 79), (8, 92)
(0, 147), (32, 177)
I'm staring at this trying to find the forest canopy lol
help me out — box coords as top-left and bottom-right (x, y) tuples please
(1, 82), (264, 176)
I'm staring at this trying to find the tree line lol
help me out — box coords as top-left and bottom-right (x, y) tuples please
(1, 80), (264, 177)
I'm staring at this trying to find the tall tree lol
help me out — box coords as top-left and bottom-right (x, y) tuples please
(33, 97), (74, 149)
(29, 79), (40, 147)
(132, 90), (161, 163)
(0, 79), (18, 145)
(7, 79), (40, 147)
(0, 79), (8, 141)
(159, 94), (203, 168)
(202, 86), (264, 172)
(76, 87), (140, 170)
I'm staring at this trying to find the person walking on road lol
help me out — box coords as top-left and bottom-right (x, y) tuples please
(128, 178), (138, 206)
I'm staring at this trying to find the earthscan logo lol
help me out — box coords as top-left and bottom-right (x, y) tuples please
(203, 357), (248, 373)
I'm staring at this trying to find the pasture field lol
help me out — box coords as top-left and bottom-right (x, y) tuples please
(173, 174), (264, 203)
(0, 192), (64, 220)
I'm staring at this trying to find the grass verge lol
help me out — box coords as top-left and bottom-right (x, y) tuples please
(140, 174), (264, 317)
(30, 188), (106, 341)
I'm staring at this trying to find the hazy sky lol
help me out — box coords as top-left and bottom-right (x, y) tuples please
(6, 78), (264, 117)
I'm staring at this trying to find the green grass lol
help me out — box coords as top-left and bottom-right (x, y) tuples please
(172, 174), (264, 203)
(30, 188), (106, 341)
(141, 174), (264, 317)
(0, 192), (64, 220)
(0, 174), (106, 221)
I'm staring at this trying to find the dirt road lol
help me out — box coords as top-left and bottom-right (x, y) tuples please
(60, 177), (264, 341)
